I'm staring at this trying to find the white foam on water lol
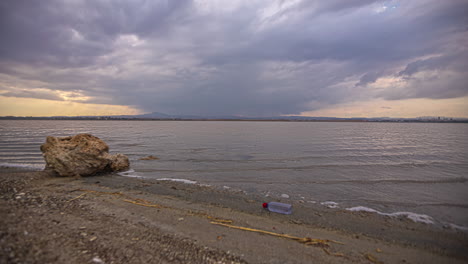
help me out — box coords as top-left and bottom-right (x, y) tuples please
(321, 201), (339, 208)
(446, 223), (468, 232)
(346, 206), (434, 224)
(0, 162), (44, 170)
(281, 193), (290, 199)
(157, 178), (197, 184)
(346, 206), (379, 213)
(117, 169), (143, 178)
(388, 212), (434, 224)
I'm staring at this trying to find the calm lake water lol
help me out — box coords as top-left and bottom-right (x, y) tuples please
(1, 120), (467, 229)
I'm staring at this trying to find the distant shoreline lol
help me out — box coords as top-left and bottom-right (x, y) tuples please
(1, 117), (467, 123)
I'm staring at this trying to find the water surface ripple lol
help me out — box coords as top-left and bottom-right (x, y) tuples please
(1, 120), (467, 228)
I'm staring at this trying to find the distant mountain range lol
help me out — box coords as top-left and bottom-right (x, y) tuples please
(112, 112), (354, 120)
(1, 112), (467, 122)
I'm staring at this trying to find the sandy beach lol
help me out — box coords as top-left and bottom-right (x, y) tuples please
(1, 168), (467, 264)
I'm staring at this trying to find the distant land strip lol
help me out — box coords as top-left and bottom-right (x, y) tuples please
(1, 116), (467, 123)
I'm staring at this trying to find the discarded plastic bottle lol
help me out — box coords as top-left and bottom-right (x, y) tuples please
(262, 202), (292, 215)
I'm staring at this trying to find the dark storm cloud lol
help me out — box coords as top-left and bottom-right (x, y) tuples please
(398, 53), (468, 78)
(1, 0), (467, 116)
(0, 0), (192, 67)
(356, 72), (381, 87)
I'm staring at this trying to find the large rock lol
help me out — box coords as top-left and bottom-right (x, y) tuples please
(40, 134), (130, 177)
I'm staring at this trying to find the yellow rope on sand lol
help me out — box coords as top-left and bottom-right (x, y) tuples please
(70, 189), (171, 211)
(67, 192), (87, 202)
(206, 216), (233, 224)
(79, 189), (124, 196)
(323, 248), (346, 257)
(77, 190), (231, 223)
(188, 210), (233, 224)
(210, 222), (343, 247)
(364, 253), (383, 264)
(123, 199), (168, 209)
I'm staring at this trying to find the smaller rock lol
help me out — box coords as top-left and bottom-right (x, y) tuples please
(107, 153), (130, 171)
(139, 155), (159, 160)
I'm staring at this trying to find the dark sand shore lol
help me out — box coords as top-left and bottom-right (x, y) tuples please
(1, 168), (467, 264)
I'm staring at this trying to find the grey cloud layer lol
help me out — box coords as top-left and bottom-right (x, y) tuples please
(1, 0), (467, 116)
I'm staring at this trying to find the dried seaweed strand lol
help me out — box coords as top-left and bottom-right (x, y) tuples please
(79, 189), (123, 196)
(67, 192), (87, 202)
(206, 216), (233, 224)
(79, 189), (152, 203)
(188, 210), (233, 224)
(364, 253), (383, 264)
(211, 222), (343, 247)
(323, 248), (346, 257)
(123, 199), (168, 208)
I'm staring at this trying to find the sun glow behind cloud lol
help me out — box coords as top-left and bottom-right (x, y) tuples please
(0, 96), (142, 117)
(302, 96), (468, 118)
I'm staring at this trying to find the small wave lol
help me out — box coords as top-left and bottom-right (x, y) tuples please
(321, 201), (339, 208)
(157, 178), (197, 184)
(0, 156), (44, 161)
(0, 152), (42, 156)
(315, 177), (468, 185)
(346, 206), (434, 224)
(346, 206), (378, 213)
(0, 140), (42, 144)
(0, 162), (44, 170)
(335, 199), (468, 209)
(155, 134), (173, 138)
(117, 169), (143, 178)
(138, 161), (467, 173)
(116, 143), (141, 147)
(446, 223), (468, 232)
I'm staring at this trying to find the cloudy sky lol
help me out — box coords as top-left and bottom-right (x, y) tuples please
(1, 0), (467, 117)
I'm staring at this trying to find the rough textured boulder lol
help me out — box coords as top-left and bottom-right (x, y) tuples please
(40, 134), (130, 177)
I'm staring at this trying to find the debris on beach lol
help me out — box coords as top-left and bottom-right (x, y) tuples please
(92, 256), (104, 264)
(364, 253), (383, 264)
(322, 248), (346, 257)
(40, 134), (129, 177)
(139, 155), (159, 160)
(210, 222), (342, 247)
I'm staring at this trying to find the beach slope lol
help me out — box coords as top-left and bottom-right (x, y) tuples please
(1, 169), (467, 264)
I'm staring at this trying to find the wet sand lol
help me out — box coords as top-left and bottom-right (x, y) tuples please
(1, 168), (467, 263)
